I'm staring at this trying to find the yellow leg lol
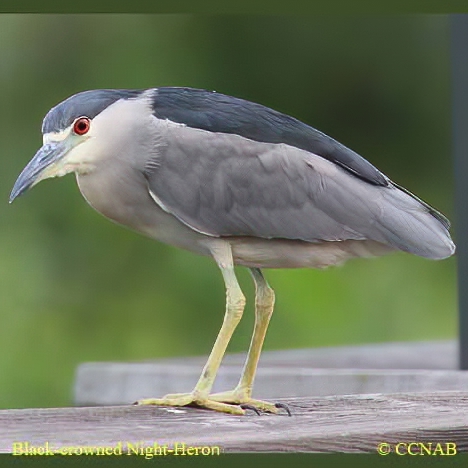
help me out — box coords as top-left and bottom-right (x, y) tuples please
(137, 241), (247, 415)
(210, 268), (279, 413)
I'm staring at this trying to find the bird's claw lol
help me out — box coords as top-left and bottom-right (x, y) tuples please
(274, 402), (292, 416)
(240, 403), (262, 415)
(239, 402), (292, 416)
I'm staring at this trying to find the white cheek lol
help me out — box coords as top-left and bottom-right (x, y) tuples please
(61, 138), (95, 168)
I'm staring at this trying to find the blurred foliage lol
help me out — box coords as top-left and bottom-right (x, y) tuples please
(0, 15), (457, 409)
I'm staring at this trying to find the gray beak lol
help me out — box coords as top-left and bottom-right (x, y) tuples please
(10, 141), (69, 203)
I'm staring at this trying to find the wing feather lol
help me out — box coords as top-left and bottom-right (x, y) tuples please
(145, 122), (454, 259)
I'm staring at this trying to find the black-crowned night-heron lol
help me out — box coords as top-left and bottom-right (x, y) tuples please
(10, 87), (455, 415)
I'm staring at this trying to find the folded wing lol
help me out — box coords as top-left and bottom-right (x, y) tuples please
(144, 123), (454, 260)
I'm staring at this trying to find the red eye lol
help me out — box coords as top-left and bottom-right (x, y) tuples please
(73, 117), (90, 135)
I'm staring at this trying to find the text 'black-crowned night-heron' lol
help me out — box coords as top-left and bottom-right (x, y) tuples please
(10, 87), (455, 415)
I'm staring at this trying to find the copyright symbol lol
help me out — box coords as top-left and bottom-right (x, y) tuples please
(377, 443), (391, 455)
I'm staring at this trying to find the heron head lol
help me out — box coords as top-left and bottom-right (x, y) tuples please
(10, 89), (146, 203)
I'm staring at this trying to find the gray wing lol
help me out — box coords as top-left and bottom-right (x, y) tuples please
(144, 123), (454, 259)
(151, 87), (389, 186)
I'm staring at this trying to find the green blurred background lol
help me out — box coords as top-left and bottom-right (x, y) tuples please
(0, 15), (457, 409)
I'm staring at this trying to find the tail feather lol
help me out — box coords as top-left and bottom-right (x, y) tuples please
(377, 183), (455, 260)
(391, 181), (451, 230)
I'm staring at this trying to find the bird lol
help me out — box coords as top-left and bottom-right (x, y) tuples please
(10, 87), (455, 415)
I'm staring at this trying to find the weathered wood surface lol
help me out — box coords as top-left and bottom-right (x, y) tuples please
(154, 340), (458, 369)
(2, 392), (468, 453)
(74, 340), (462, 405)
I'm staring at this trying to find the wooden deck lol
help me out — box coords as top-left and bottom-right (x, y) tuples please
(1, 392), (468, 453)
(3, 342), (467, 454)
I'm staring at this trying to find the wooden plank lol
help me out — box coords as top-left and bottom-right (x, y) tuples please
(75, 366), (468, 406)
(1, 392), (468, 453)
(155, 340), (458, 369)
(74, 341), (460, 405)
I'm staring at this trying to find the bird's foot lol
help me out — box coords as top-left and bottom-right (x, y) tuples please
(209, 389), (290, 415)
(135, 392), (246, 415)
